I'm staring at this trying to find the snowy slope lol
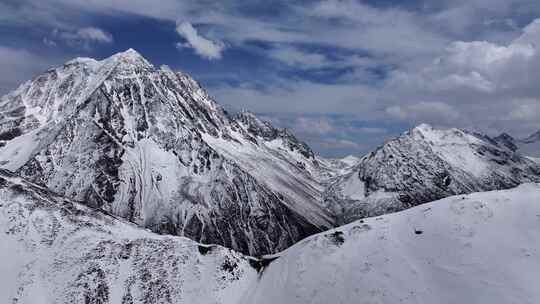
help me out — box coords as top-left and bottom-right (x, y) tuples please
(2, 162), (540, 303)
(0, 169), (258, 304)
(247, 183), (540, 304)
(325, 124), (540, 223)
(0, 49), (331, 255)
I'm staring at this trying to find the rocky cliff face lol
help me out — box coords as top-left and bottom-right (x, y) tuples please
(0, 49), (332, 255)
(325, 124), (540, 223)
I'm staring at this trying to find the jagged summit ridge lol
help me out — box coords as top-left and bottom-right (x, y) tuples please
(0, 49), (334, 255)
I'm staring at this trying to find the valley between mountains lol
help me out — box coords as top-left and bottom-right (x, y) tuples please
(1, 49), (539, 303)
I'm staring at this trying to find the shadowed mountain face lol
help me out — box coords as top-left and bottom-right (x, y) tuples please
(0, 49), (336, 256)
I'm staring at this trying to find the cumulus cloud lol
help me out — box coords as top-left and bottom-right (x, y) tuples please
(214, 17), (540, 145)
(176, 22), (224, 60)
(375, 18), (540, 134)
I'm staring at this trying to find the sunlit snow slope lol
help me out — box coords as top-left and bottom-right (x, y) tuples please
(247, 183), (540, 304)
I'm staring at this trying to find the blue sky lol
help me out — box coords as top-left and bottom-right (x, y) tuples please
(1, 0), (540, 157)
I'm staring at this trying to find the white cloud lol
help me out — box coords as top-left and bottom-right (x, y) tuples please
(356, 127), (387, 134)
(317, 138), (363, 149)
(378, 17), (540, 135)
(509, 99), (540, 122)
(43, 37), (57, 47)
(268, 46), (330, 69)
(75, 27), (113, 43)
(0, 46), (62, 94)
(292, 117), (335, 135)
(211, 80), (379, 115)
(386, 102), (461, 125)
(49, 26), (114, 48)
(3, 0), (540, 153)
(176, 22), (224, 60)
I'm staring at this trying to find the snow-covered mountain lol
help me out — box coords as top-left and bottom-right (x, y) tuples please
(3, 168), (539, 304)
(325, 124), (540, 223)
(1, 48), (539, 259)
(0, 49), (335, 255)
(247, 183), (540, 304)
(0, 168), (258, 304)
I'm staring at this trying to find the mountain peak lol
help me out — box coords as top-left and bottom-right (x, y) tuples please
(414, 123), (433, 130)
(0, 49), (331, 256)
(109, 48), (153, 69)
(114, 48), (144, 59)
(411, 123), (438, 133)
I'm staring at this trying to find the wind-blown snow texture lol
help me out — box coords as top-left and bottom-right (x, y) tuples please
(325, 123), (540, 224)
(2, 169), (539, 304)
(247, 183), (540, 304)
(0, 49), (335, 255)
